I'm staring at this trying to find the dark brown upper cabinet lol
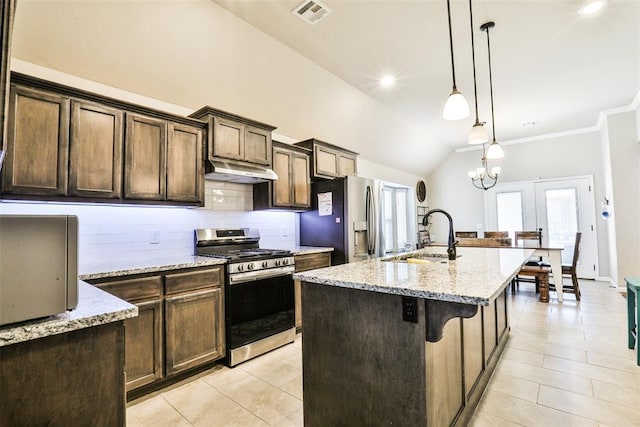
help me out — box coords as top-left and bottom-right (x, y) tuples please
(253, 141), (311, 210)
(189, 106), (275, 168)
(124, 113), (167, 201)
(3, 84), (69, 196)
(69, 100), (123, 199)
(294, 138), (358, 180)
(166, 123), (204, 203)
(1, 73), (206, 206)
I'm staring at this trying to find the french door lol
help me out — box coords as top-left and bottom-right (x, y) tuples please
(485, 176), (597, 279)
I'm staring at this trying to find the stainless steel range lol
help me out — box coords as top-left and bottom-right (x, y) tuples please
(195, 228), (296, 366)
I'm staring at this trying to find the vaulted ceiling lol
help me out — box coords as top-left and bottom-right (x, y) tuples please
(213, 0), (640, 149)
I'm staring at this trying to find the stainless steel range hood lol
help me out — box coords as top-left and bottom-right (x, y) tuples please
(205, 159), (278, 184)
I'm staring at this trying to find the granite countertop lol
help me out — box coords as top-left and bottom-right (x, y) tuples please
(79, 255), (227, 281)
(0, 281), (137, 347)
(293, 246), (535, 306)
(287, 246), (334, 256)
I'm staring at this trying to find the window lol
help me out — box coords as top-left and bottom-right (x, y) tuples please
(496, 191), (523, 239)
(382, 185), (410, 253)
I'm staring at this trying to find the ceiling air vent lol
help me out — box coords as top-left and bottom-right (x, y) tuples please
(292, 0), (331, 25)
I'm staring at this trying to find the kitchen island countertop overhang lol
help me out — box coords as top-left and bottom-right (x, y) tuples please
(293, 246), (536, 306)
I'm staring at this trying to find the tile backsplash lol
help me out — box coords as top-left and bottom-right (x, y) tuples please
(0, 181), (297, 270)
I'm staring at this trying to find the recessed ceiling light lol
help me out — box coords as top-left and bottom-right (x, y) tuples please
(379, 75), (396, 88)
(579, 0), (606, 16)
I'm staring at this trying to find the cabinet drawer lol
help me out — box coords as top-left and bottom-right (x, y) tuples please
(95, 276), (163, 302)
(295, 252), (331, 272)
(165, 267), (224, 295)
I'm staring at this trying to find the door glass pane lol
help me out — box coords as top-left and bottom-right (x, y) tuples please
(395, 190), (408, 249)
(383, 188), (393, 253)
(382, 186), (410, 253)
(545, 188), (578, 264)
(496, 191), (523, 239)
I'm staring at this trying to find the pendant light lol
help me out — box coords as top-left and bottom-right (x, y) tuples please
(467, 0), (488, 145)
(442, 0), (470, 120)
(468, 20), (503, 191)
(481, 21), (504, 159)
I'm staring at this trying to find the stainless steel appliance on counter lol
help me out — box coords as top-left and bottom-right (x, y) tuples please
(299, 175), (416, 265)
(194, 228), (295, 367)
(0, 215), (78, 326)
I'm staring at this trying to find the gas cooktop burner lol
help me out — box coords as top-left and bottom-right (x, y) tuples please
(200, 248), (292, 262)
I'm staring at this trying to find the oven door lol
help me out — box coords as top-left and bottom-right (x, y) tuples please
(225, 270), (295, 350)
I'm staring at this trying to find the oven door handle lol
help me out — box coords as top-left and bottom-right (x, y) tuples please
(228, 266), (295, 285)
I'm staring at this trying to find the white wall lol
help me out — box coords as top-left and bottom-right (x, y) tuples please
(601, 109), (640, 287)
(10, 0), (444, 176)
(426, 130), (611, 277)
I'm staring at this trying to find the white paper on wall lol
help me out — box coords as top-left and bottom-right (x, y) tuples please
(318, 192), (332, 216)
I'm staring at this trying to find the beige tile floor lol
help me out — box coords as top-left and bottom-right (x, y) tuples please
(128, 280), (640, 426)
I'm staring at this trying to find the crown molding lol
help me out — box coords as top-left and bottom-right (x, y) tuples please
(456, 89), (640, 153)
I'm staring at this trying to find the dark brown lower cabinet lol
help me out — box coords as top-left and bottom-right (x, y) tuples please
(125, 298), (163, 390)
(91, 274), (164, 391)
(165, 287), (224, 375)
(88, 265), (225, 395)
(0, 321), (125, 426)
(293, 252), (332, 330)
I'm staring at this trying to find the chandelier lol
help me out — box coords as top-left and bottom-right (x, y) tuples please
(467, 20), (504, 190)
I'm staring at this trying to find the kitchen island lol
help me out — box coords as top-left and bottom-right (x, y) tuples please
(0, 282), (137, 426)
(294, 246), (534, 426)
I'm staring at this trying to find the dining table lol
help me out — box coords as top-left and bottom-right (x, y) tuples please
(429, 238), (566, 302)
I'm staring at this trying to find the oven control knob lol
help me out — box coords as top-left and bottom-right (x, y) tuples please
(248, 263), (255, 270)
(237, 265), (244, 272)
(262, 261), (269, 268)
(283, 258), (289, 265)
(275, 259), (282, 266)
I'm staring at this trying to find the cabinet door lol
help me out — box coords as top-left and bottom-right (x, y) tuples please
(212, 116), (243, 161)
(165, 287), (224, 375)
(124, 113), (166, 200)
(426, 319), (463, 427)
(314, 145), (339, 178)
(294, 252), (331, 328)
(292, 152), (310, 208)
(244, 125), (271, 165)
(3, 85), (69, 195)
(338, 153), (357, 177)
(125, 298), (163, 391)
(166, 123), (203, 203)
(272, 147), (292, 207)
(463, 312), (483, 398)
(0, 0), (15, 160)
(69, 100), (123, 198)
(483, 300), (497, 363)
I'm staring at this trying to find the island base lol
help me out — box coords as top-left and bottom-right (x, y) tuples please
(302, 282), (509, 426)
(0, 321), (126, 426)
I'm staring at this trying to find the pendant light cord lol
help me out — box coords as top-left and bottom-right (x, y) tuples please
(483, 22), (497, 141)
(447, 0), (457, 88)
(469, 0), (480, 124)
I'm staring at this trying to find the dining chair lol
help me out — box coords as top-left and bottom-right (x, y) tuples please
(549, 232), (582, 301)
(456, 237), (511, 247)
(455, 231), (478, 238)
(514, 230), (542, 248)
(484, 231), (508, 238)
(512, 229), (544, 293)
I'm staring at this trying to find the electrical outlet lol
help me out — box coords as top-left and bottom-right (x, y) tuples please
(402, 296), (419, 323)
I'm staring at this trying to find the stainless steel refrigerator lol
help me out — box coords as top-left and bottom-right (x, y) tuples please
(300, 175), (415, 265)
